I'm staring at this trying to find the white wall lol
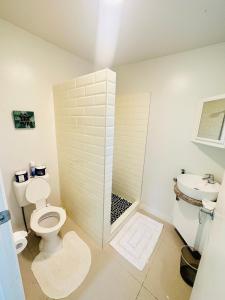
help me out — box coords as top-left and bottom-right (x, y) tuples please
(0, 19), (92, 230)
(53, 69), (116, 246)
(115, 43), (225, 222)
(112, 94), (150, 203)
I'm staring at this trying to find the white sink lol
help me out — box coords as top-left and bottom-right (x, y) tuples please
(177, 174), (220, 201)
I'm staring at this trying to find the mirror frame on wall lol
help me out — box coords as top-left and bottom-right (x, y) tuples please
(193, 93), (225, 149)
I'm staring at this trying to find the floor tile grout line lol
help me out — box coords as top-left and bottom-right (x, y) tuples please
(135, 284), (142, 300)
(110, 221), (164, 299)
(135, 264), (158, 300)
(135, 280), (159, 300)
(134, 230), (163, 300)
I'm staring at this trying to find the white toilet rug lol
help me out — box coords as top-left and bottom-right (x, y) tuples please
(110, 212), (163, 270)
(31, 231), (91, 299)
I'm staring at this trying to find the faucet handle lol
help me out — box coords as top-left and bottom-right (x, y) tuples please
(209, 174), (215, 182)
(203, 174), (215, 184)
(203, 174), (211, 179)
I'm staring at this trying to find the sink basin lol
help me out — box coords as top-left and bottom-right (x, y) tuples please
(177, 174), (220, 201)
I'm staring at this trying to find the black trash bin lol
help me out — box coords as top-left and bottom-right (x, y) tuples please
(180, 246), (201, 287)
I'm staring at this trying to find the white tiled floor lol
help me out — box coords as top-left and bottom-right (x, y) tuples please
(18, 210), (192, 300)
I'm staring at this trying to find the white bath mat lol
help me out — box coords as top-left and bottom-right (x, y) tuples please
(31, 231), (91, 299)
(110, 212), (163, 270)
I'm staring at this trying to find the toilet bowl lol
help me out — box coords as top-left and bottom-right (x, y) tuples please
(31, 205), (66, 253)
(25, 177), (66, 254)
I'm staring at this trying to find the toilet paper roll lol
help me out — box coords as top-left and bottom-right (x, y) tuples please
(13, 230), (28, 254)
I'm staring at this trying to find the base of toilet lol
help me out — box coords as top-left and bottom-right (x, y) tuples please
(39, 235), (63, 254)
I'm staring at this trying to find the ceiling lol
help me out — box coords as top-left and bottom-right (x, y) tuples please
(0, 0), (225, 66)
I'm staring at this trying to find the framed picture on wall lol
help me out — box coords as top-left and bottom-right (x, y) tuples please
(12, 111), (35, 129)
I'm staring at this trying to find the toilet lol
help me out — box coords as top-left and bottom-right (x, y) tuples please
(13, 175), (66, 254)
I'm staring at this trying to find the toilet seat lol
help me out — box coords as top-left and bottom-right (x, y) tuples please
(31, 206), (66, 234)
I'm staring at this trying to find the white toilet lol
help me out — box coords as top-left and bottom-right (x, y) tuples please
(14, 175), (66, 254)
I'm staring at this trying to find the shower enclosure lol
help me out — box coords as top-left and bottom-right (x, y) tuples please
(111, 93), (150, 231)
(53, 69), (150, 246)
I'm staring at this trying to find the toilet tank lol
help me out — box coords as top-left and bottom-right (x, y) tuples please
(13, 174), (49, 207)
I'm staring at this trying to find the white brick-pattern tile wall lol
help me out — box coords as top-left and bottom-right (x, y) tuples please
(112, 94), (150, 203)
(53, 69), (115, 246)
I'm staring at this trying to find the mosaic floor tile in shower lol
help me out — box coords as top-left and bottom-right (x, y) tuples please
(111, 194), (132, 224)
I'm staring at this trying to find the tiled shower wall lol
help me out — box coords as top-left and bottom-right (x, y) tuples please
(53, 69), (115, 246)
(112, 94), (150, 203)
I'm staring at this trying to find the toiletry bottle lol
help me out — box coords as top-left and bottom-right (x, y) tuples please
(30, 161), (36, 177)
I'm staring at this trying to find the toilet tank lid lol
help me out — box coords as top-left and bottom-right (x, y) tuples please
(25, 178), (50, 204)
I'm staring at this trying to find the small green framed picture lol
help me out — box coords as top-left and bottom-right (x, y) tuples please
(12, 111), (35, 129)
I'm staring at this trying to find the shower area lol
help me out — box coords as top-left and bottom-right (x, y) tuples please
(53, 69), (150, 246)
(111, 93), (150, 231)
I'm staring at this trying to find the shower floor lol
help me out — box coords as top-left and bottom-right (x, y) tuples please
(111, 194), (132, 224)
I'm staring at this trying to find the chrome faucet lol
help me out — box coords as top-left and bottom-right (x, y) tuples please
(203, 174), (215, 184)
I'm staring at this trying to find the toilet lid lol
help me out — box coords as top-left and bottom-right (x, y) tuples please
(26, 178), (50, 204)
